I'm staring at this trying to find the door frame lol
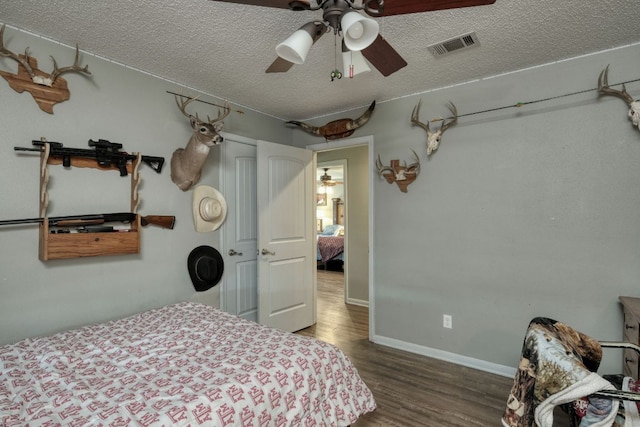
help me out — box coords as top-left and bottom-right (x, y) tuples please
(307, 135), (375, 340)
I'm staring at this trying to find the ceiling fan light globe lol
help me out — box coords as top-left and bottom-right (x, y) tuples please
(341, 11), (379, 51)
(347, 22), (364, 39)
(276, 29), (314, 64)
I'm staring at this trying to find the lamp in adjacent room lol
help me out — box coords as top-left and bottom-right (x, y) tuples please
(340, 10), (379, 51)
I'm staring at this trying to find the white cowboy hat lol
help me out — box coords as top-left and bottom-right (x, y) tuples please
(192, 185), (227, 232)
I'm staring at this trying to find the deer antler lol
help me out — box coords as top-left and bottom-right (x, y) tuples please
(208, 100), (231, 124)
(48, 45), (91, 85)
(440, 102), (458, 132)
(376, 154), (395, 177)
(598, 65), (634, 105)
(411, 99), (431, 133)
(405, 149), (421, 176)
(0, 24), (36, 81)
(597, 65), (640, 131)
(376, 150), (421, 193)
(175, 95), (230, 125)
(175, 95), (198, 118)
(411, 100), (458, 156)
(0, 24), (90, 87)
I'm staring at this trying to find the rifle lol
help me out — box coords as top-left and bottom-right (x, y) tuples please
(14, 139), (165, 176)
(0, 212), (175, 229)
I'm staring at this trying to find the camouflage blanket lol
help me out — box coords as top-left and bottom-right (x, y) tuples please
(502, 317), (618, 427)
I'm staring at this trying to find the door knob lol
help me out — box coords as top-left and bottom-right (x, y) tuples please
(228, 249), (243, 256)
(261, 249), (276, 256)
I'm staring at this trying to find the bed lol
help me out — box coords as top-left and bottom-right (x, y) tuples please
(0, 301), (376, 426)
(317, 224), (345, 267)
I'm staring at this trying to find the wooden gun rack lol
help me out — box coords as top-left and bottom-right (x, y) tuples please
(38, 142), (142, 260)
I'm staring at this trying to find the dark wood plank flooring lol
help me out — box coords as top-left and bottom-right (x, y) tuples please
(297, 270), (567, 426)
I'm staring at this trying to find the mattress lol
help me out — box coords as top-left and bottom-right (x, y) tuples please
(0, 301), (376, 426)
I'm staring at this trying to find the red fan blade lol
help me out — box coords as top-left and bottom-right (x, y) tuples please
(365, 0), (496, 17)
(361, 35), (407, 77)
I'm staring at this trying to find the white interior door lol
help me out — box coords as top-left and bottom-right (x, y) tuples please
(257, 140), (315, 332)
(221, 136), (258, 322)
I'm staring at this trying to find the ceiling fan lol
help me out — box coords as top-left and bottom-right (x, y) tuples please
(210, 0), (496, 77)
(319, 167), (342, 186)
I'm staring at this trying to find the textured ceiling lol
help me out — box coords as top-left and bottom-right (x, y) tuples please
(0, 1), (639, 120)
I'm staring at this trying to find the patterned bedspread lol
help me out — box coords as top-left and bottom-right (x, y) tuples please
(0, 302), (376, 426)
(317, 236), (344, 263)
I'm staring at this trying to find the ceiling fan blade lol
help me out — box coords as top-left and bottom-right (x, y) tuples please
(361, 35), (407, 77)
(266, 57), (295, 73)
(265, 22), (326, 73)
(210, 0), (311, 10)
(364, 0), (496, 17)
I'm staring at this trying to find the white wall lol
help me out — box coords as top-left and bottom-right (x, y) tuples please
(0, 27), (288, 345)
(292, 43), (640, 375)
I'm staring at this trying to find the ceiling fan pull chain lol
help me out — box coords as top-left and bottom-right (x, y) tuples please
(331, 32), (343, 81)
(349, 52), (354, 78)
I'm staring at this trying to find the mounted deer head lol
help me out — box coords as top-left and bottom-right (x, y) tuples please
(286, 100), (375, 140)
(376, 149), (421, 193)
(598, 65), (640, 130)
(170, 95), (231, 191)
(411, 100), (458, 155)
(0, 24), (91, 113)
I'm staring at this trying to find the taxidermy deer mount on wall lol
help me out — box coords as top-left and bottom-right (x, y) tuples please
(598, 65), (640, 131)
(286, 100), (375, 140)
(0, 24), (91, 114)
(411, 100), (458, 156)
(376, 149), (421, 193)
(170, 95), (231, 191)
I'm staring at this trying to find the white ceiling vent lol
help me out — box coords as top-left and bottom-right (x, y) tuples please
(427, 32), (480, 58)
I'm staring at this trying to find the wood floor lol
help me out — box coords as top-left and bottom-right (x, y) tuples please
(296, 270), (546, 426)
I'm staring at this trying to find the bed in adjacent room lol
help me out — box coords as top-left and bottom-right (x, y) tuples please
(317, 224), (345, 269)
(0, 301), (376, 426)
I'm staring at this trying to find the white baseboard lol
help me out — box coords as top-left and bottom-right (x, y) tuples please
(346, 298), (369, 307)
(372, 334), (517, 378)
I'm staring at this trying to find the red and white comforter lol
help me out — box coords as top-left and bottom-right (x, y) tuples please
(0, 302), (376, 426)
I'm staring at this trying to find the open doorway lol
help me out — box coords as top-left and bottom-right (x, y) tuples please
(316, 160), (346, 271)
(314, 143), (370, 309)
(316, 160), (347, 310)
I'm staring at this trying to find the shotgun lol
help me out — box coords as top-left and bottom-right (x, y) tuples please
(0, 212), (175, 229)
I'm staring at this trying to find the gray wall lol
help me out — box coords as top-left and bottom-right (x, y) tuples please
(2, 24), (640, 376)
(318, 145), (369, 303)
(293, 44), (640, 374)
(0, 26), (289, 345)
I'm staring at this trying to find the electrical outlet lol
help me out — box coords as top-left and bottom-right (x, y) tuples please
(443, 314), (452, 329)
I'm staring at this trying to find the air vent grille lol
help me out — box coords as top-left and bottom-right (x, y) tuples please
(428, 32), (480, 58)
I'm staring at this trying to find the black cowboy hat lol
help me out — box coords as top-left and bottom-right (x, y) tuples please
(187, 245), (224, 292)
